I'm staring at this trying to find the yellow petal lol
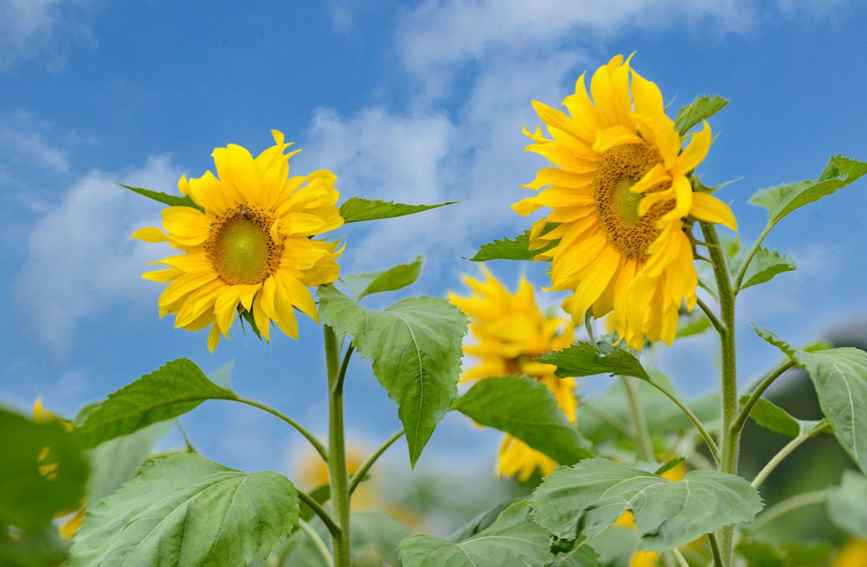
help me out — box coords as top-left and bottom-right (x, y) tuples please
(131, 227), (169, 243)
(690, 192), (738, 232)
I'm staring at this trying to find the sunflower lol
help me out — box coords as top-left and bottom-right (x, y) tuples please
(133, 130), (343, 351)
(449, 268), (577, 481)
(513, 55), (737, 350)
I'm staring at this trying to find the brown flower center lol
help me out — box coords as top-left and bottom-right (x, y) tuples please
(593, 143), (674, 263)
(204, 205), (282, 285)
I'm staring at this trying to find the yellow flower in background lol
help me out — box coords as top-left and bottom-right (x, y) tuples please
(449, 267), (577, 481)
(833, 539), (867, 567)
(33, 399), (86, 539)
(514, 55), (737, 350)
(133, 130), (343, 352)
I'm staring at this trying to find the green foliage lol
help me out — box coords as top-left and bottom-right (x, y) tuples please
(398, 501), (556, 567)
(70, 454), (298, 567)
(120, 184), (201, 210)
(0, 526), (69, 567)
(342, 256), (423, 301)
(756, 326), (867, 474)
(748, 155), (867, 228)
(339, 197), (456, 223)
(740, 396), (823, 438)
(674, 95), (729, 135)
(74, 359), (236, 449)
(318, 285), (468, 466)
(531, 458), (763, 553)
(453, 375), (592, 465)
(0, 408), (89, 532)
(538, 341), (651, 381)
(828, 470), (867, 536)
(737, 247), (797, 291)
(468, 230), (556, 262)
(676, 310), (712, 338)
(737, 541), (832, 567)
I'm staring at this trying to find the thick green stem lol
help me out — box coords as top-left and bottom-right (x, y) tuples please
(622, 376), (654, 461)
(751, 420), (830, 490)
(325, 325), (352, 567)
(701, 222), (738, 565)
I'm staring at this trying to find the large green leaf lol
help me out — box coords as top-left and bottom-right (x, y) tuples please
(120, 184), (201, 210)
(756, 326), (867, 474)
(828, 470), (867, 536)
(74, 359), (236, 449)
(342, 256), (423, 301)
(468, 230), (556, 262)
(318, 285), (467, 466)
(748, 155), (867, 227)
(737, 247), (797, 291)
(339, 197), (456, 223)
(70, 454), (298, 567)
(537, 342), (651, 381)
(674, 95), (728, 136)
(453, 375), (591, 465)
(531, 458), (763, 553)
(0, 408), (89, 531)
(740, 396), (823, 438)
(398, 501), (553, 567)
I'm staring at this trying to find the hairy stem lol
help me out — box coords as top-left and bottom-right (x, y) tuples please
(325, 325), (352, 567)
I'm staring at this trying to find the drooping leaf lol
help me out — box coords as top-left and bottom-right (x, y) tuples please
(737, 247), (797, 291)
(70, 454), (298, 567)
(342, 256), (423, 301)
(120, 184), (201, 210)
(74, 359), (236, 449)
(531, 458), (763, 553)
(538, 342), (651, 381)
(339, 197), (456, 223)
(453, 375), (591, 465)
(748, 155), (867, 228)
(0, 409), (89, 532)
(398, 501), (553, 567)
(737, 541), (832, 567)
(828, 470), (867, 536)
(674, 95), (729, 136)
(468, 230), (556, 262)
(318, 285), (467, 466)
(740, 396), (823, 438)
(755, 326), (867, 474)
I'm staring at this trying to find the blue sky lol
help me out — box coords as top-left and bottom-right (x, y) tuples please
(2, 0), (866, 479)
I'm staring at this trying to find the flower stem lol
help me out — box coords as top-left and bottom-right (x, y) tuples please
(622, 376), (654, 461)
(324, 325), (352, 567)
(751, 420), (830, 490)
(349, 430), (404, 495)
(701, 222), (738, 565)
(707, 533), (724, 567)
(234, 397), (328, 464)
(733, 223), (773, 295)
(732, 360), (796, 436)
(644, 374), (720, 465)
(297, 489), (340, 536)
(298, 519), (334, 567)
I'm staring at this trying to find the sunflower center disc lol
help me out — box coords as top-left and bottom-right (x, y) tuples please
(205, 205), (281, 285)
(593, 142), (674, 263)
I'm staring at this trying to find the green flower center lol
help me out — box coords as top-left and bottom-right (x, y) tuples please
(593, 143), (673, 263)
(204, 205), (282, 285)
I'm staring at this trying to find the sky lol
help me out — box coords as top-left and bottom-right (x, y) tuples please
(1, 0), (866, 483)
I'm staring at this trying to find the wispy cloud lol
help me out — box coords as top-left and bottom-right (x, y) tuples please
(0, 0), (96, 70)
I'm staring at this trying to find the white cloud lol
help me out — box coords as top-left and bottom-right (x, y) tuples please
(0, 128), (69, 173)
(16, 155), (183, 355)
(0, 0), (95, 70)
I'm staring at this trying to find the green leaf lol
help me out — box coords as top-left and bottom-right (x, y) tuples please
(756, 326), (867, 474)
(318, 285), (467, 466)
(675, 310), (712, 339)
(446, 501), (516, 542)
(398, 501), (553, 567)
(828, 470), (867, 536)
(453, 375), (592, 465)
(738, 247), (797, 291)
(120, 184), (201, 210)
(0, 526), (69, 567)
(531, 458), (763, 553)
(538, 342), (651, 381)
(739, 396), (821, 438)
(342, 256), (423, 301)
(748, 155), (867, 227)
(0, 408), (89, 531)
(468, 230), (556, 262)
(674, 95), (728, 135)
(339, 197), (456, 223)
(737, 541), (832, 567)
(74, 358), (237, 449)
(70, 454), (298, 567)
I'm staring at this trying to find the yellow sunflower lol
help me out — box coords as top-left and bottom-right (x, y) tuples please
(513, 55), (737, 350)
(133, 130), (343, 351)
(449, 267), (577, 481)
(833, 539), (867, 567)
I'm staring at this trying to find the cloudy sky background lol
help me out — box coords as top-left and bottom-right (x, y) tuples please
(1, 0), (866, 481)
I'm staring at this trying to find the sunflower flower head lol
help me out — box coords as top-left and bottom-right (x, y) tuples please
(449, 267), (577, 480)
(133, 130), (344, 352)
(514, 55), (737, 350)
